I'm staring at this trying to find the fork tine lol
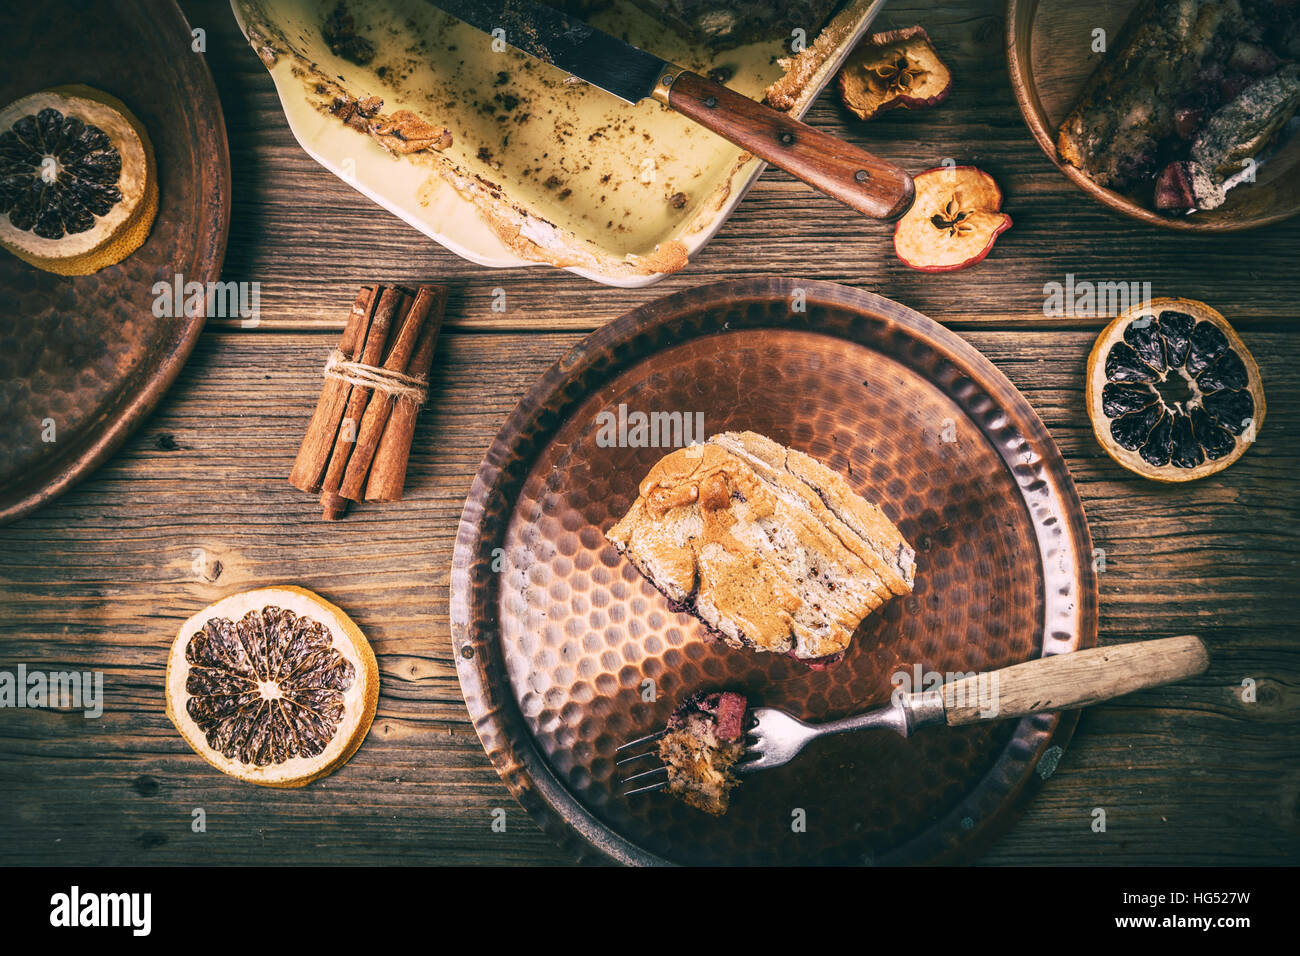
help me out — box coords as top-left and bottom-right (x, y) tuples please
(615, 728), (667, 753)
(623, 780), (668, 796)
(620, 764), (668, 785)
(617, 726), (672, 797)
(615, 748), (659, 766)
(619, 756), (669, 797)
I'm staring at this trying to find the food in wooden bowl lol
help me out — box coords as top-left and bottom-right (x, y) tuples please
(606, 431), (915, 665)
(0, 85), (157, 275)
(1009, 0), (1300, 230)
(1057, 0), (1300, 216)
(1086, 296), (1265, 481)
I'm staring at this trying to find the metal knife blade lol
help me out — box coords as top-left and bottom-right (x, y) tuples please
(428, 0), (670, 104)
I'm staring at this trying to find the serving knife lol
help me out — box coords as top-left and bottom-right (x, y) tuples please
(426, 0), (915, 220)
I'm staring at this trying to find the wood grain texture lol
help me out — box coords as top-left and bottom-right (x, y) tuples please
(2, 330), (1298, 864)
(664, 70), (915, 220)
(0, 0), (1298, 865)
(186, 0), (1300, 333)
(943, 636), (1210, 725)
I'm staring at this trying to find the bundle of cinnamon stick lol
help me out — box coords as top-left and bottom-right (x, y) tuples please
(289, 284), (447, 519)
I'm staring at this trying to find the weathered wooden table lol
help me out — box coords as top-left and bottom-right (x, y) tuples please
(1, 0), (1297, 865)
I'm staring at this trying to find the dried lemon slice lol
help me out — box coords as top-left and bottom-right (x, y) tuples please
(1086, 297), (1265, 482)
(0, 85), (157, 275)
(166, 586), (379, 787)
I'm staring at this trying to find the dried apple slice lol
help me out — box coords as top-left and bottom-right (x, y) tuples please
(893, 166), (1011, 272)
(837, 26), (953, 121)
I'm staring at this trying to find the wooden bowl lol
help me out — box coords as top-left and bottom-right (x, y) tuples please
(1007, 0), (1300, 232)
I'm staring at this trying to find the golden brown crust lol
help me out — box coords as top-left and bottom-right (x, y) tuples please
(607, 432), (914, 660)
(659, 715), (742, 816)
(370, 109), (453, 154)
(1056, 125), (1085, 172)
(764, 2), (860, 111)
(785, 448), (916, 594)
(437, 164), (691, 278)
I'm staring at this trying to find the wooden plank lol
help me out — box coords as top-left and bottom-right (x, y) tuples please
(2, 0), (1296, 868)
(1, 329), (1296, 864)
(186, 0), (1300, 333)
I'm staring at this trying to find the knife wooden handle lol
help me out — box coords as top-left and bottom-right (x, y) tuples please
(657, 70), (914, 221)
(942, 635), (1209, 726)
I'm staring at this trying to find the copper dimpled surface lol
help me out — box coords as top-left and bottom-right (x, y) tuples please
(0, 0), (230, 524)
(452, 278), (1097, 865)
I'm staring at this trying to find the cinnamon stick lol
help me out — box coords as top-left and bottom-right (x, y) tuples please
(364, 286), (447, 502)
(338, 285), (442, 502)
(288, 286), (377, 493)
(319, 285), (408, 519)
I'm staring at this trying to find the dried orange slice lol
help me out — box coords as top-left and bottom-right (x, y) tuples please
(166, 586), (379, 787)
(0, 85), (157, 275)
(1086, 297), (1265, 482)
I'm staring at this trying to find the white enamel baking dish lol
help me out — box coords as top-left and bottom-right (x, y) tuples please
(231, 0), (887, 286)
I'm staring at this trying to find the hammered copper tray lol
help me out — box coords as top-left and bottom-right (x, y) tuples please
(452, 278), (1097, 865)
(0, 0), (230, 524)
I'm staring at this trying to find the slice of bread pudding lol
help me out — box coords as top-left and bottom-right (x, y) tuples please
(606, 431), (915, 663)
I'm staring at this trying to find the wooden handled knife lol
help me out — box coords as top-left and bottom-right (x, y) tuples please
(426, 0), (915, 220)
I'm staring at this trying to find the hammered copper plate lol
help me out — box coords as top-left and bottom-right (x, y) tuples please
(452, 278), (1097, 865)
(0, 0), (230, 524)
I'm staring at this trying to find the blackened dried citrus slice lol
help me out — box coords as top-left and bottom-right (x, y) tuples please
(1086, 297), (1265, 482)
(1110, 403), (1163, 451)
(1160, 311), (1194, 368)
(166, 587), (379, 787)
(1191, 407), (1236, 460)
(1141, 411), (1173, 467)
(0, 85), (157, 275)
(1185, 321), (1228, 376)
(1169, 413), (1203, 469)
(1123, 319), (1166, 372)
(1105, 341), (1160, 383)
(1101, 382), (1158, 417)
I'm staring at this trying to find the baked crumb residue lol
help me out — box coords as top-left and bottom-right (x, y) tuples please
(658, 691), (747, 816)
(240, 0), (865, 276)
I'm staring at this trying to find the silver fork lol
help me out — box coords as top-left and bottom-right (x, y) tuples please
(615, 727), (672, 795)
(619, 635), (1207, 790)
